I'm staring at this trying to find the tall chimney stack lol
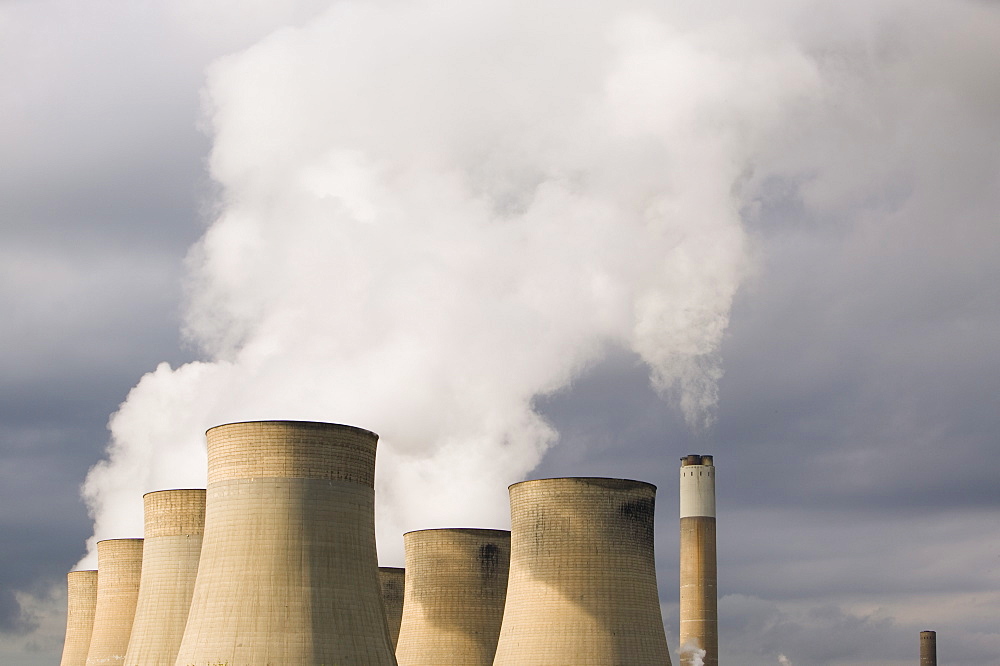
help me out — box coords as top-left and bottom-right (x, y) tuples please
(920, 630), (937, 666)
(679, 454), (718, 666)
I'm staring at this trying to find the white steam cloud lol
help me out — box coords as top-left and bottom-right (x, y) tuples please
(79, 0), (999, 566)
(678, 640), (707, 666)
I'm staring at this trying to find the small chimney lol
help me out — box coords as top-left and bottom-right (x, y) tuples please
(920, 630), (937, 666)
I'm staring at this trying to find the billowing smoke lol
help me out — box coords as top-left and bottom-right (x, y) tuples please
(778, 654), (793, 665)
(79, 0), (996, 566)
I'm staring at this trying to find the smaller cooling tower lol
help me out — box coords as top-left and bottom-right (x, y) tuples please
(59, 570), (98, 666)
(395, 528), (510, 666)
(123, 488), (205, 666)
(379, 567), (405, 649)
(493, 477), (671, 666)
(920, 630), (937, 666)
(85, 538), (143, 666)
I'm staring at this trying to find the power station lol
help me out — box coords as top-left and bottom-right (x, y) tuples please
(395, 528), (510, 665)
(58, 569), (97, 666)
(679, 454), (718, 666)
(84, 538), (143, 666)
(173, 421), (396, 666)
(57, 425), (943, 664)
(493, 477), (671, 665)
(123, 488), (205, 666)
(379, 566), (406, 649)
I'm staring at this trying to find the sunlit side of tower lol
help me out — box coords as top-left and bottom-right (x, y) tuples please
(379, 567), (405, 649)
(173, 420), (396, 666)
(679, 454), (718, 666)
(58, 569), (98, 666)
(123, 488), (205, 666)
(493, 477), (671, 666)
(85, 538), (143, 666)
(395, 528), (510, 665)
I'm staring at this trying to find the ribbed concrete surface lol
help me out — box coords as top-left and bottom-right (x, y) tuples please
(493, 477), (671, 666)
(395, 528), (510, 666)
(59, 570), (98, 666)
(173, 420), (396, 666)
(379, 567), (405, 649)
(85, 538), (143, 666)
(920, 630), (937, 666)
(123, 489), (205, 666)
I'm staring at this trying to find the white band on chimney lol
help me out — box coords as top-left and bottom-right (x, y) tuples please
(679, 466), (715, 518)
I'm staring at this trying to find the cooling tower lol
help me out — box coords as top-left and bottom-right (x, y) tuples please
(920, 630), (937, 666)
(123, 488), (205, 666)
(85, 538), (143, 666)
(379, 567), (405, 649)
(395, 528), (510, 666)
(173, 420), (396, 666)
(493, 477), (671, 666)
(59, 570), (98, 666)
(679, 454), (718, 666)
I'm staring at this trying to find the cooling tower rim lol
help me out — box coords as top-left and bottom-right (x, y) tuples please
(95, 537), (144, 545)
(67, 569), (97, 574)
(508, 476), (656, 491)
(205, 419), (378, 439)
(142, 487), (206, 498)
(378, 566), (405, 572)
(402, 527), (511, 538)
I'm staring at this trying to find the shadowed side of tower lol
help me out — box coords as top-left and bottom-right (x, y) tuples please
(123, 488), (205, 666)
(379, 567), (405, 649)
(173, 420), (396, 666)
(85, 538), (143, 666)
(395, 528), (510, 665)
(679, 454), (718, 666)
(59, 570), (98, 666)
(493, 477), (671, 666)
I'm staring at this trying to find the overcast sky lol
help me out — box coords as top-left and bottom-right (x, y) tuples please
(2, 1), (999, 664)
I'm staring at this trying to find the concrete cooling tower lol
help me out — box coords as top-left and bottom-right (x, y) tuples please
(123, 488), (205, 666)
(85, 538), (143, 666)
(379, 567), (405, 649)
(679, 454), (718, 666)
(395, 528), (510, 666)
(173, 420), (397, 666)
(493, 477), (671, 666)
(920, 630), (937, 666)
(58, 569), (98, 666)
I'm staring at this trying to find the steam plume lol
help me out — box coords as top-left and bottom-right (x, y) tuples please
(80, 0), (987, 565)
